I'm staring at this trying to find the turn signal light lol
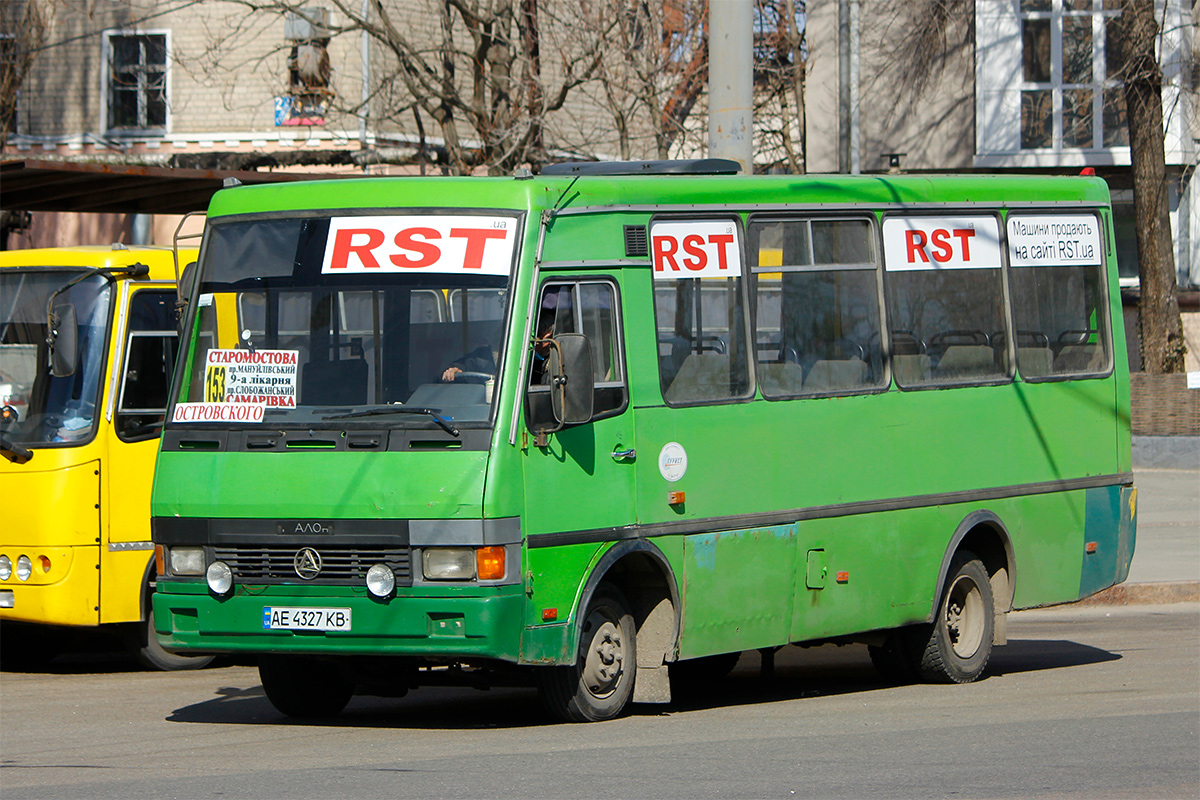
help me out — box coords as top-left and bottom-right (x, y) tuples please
(38, 555), (51, 573)
(476, 546), (506, 581)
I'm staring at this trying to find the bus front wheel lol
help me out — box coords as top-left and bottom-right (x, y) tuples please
(259, 655), (354, 718)
(912, 551), (994, 683)
(537, 582), (637, 722)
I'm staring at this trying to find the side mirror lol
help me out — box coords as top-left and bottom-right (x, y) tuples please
(548, 333), (594, 426)
(176, 261), (198, 335)
(49, 303), (78, 378)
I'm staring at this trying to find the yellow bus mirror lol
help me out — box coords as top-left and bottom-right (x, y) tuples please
(48, 303), (78, 378)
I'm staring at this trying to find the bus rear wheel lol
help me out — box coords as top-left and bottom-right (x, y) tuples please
(537, 582), (636, 723)
(912, 551), (994, 684)
(259, 655), (354, 718)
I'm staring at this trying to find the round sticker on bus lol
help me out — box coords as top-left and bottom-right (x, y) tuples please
(658, 442), (688, 482)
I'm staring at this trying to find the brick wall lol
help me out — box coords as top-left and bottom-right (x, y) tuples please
(1130, 373), (1200, 435)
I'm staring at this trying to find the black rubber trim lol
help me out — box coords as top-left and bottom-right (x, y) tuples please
(526, 472), (1134, 549)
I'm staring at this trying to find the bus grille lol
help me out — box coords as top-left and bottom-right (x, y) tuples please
(212, 546), (412, 585)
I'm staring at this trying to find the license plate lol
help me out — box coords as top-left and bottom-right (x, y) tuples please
(262, 607), (352, 631)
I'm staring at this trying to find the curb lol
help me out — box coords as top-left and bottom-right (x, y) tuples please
(1075, 581), (1200, 606)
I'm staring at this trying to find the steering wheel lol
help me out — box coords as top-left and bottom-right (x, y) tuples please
(449, 371), (494, 384)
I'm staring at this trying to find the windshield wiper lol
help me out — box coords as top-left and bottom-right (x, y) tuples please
(322, 406), (459, 437)
(0, 434), (32, 464)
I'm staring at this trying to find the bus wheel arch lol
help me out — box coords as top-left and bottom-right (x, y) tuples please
(541, 540), (679, 721)
(934, 510), (1015, 644)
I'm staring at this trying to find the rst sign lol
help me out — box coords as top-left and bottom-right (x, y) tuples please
(321, 215), (517, 275)
(650, 220), (742, 279)
(882, 216), (1001, 271)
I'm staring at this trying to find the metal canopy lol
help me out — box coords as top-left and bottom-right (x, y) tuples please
(0, 159), (342, 215)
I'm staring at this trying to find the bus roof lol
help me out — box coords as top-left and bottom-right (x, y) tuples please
(0, 245), (194, 282)
(203, 171), (1113, 220)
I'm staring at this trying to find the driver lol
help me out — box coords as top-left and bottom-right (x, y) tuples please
(441, 345), (496, 382)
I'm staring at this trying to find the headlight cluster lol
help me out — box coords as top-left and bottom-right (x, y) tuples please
(0, 553), (51, 581)
(421, 546), (506, 582)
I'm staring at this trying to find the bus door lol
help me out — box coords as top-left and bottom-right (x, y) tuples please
(100, 285), (178, 623)
(521, 277), (636, 544)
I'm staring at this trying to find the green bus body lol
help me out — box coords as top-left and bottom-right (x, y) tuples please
(152, 168), (1136, 720)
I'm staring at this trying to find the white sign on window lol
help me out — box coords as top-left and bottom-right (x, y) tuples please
(882, 216), (1002, 271)
(321, 215), (517, 275)
(650, 220), (742, 279)
(1007, 214), (1102, 267)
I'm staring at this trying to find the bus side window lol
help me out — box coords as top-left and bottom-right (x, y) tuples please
(1007, 213), (1111, 380)
(654, 276), (750, 405)
(117, 290), (178, 442)
(882, 215), (1011, 387)
(527, 280), (626, 424)
(749, 217), (884, 397)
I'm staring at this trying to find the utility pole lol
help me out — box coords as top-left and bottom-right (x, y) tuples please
(708, 0), (754, 173)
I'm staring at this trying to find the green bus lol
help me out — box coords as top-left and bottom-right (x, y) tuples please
(151, 161), (1136, 722)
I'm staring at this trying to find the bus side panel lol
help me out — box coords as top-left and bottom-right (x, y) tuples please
(1078, 484), (1137, 599)
(98, 550), (153, 625)
(788, 510), (937, 643)
(1009, 490), (1090, 609)
(676, 524), (796, 660)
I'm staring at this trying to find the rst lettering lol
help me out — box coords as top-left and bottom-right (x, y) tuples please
(321, 215), (516, 275)
(904, 228), (976, 264)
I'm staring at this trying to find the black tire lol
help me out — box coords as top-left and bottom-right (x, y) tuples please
(537, 582), (636, 723)
(867, 631), (919, 685)
(130, 608), (215, 671)
(911, 551), (994, 684)
(259, 655), (355, 718)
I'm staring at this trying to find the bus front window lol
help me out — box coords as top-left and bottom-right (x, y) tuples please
(0, 271), (112, 447)
(176, 217), (515, 428)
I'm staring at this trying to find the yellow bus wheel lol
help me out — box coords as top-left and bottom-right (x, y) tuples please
(128, 607), (215, 671)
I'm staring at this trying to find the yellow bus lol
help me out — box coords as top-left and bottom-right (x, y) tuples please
(0, 245), (210, 669)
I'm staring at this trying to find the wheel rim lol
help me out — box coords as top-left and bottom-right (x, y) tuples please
(580, 608), (624, 699)
(945, 573), (987, 659)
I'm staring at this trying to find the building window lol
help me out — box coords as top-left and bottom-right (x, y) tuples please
(1017, 0), (1125, 150)
(104, 31), (168, 134)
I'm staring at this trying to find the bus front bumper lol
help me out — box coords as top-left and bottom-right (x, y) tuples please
(0, 545), (99, 627)
(152, 583), (527, 662)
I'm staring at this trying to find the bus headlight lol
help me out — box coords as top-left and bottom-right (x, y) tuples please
(16, 555), (32, 582)
(169, 547), (205, 576)
(422, 548), (475, 580)
(206, 561), (233, 596)
(366, 564), (395, 597)
(0, 555), (10, 581)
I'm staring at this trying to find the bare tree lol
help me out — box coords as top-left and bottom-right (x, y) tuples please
(1109, 0), (1186, 373)
(753, 0), (806, 173)
(570, 0), (708, 162)
(0, 0), (47, 150)
(208, 0), (614, 174)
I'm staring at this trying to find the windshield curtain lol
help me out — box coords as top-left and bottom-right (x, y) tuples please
(0, 271), (112, 446)
(174, 216), (517, 427)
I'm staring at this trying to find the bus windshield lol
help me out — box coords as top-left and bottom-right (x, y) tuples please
(0, 270), (112, 447)
(175, 216), (516, 427)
